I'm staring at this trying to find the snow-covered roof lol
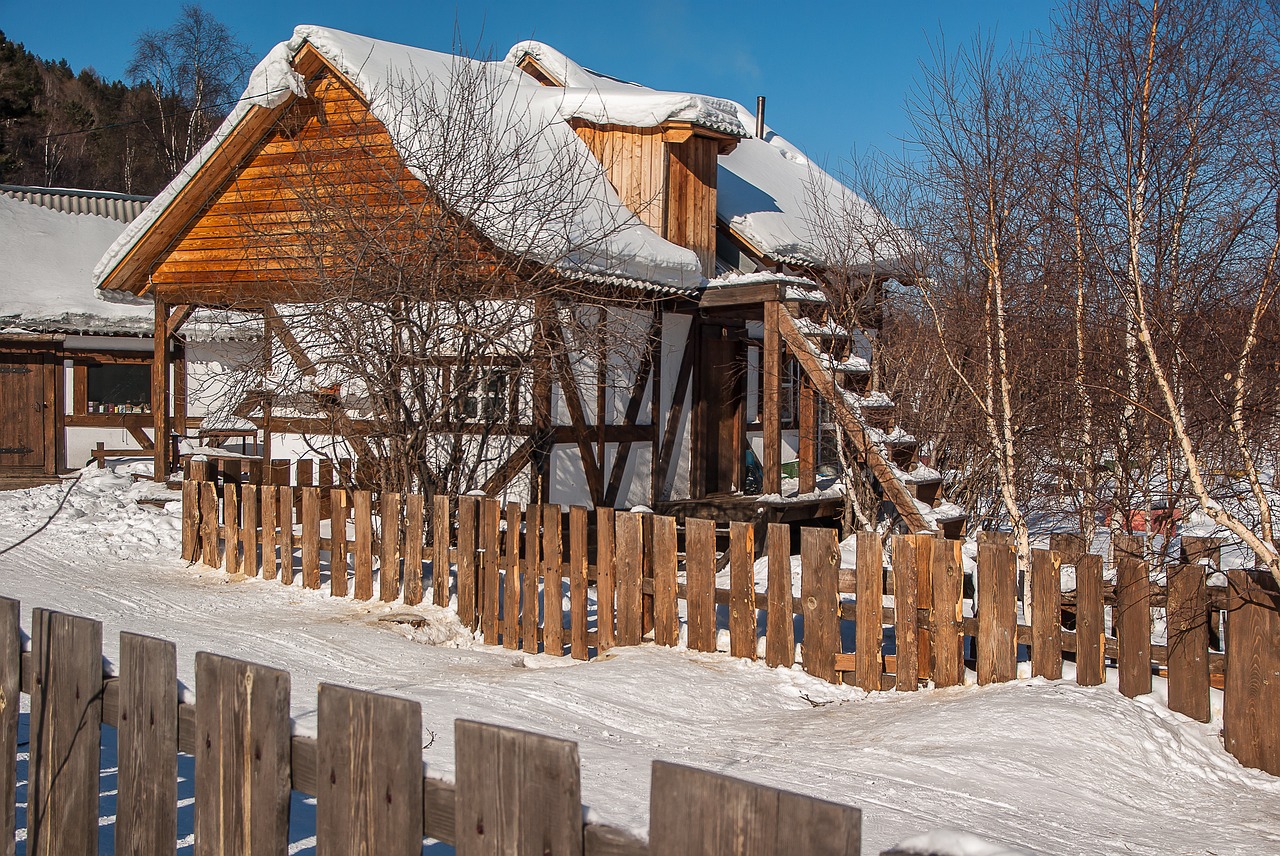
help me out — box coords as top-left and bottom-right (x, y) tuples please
(95, 26), (718, 294)
(0, 193), (152, 336)
(505, 41), (896, 269)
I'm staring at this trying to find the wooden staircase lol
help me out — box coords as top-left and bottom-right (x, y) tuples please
(775, 302), (963, 536)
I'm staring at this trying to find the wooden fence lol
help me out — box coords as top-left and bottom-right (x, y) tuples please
(179, 468), (1280, 778)
(2, 597), (865, 855)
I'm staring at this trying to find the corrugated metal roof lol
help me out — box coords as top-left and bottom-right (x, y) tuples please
(0, 185), (152, 223)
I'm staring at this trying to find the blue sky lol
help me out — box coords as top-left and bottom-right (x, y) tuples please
(4, 1), (1053, 171)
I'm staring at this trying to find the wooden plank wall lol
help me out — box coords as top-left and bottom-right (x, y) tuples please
(6, 599), (869, 855)
(570, 123), (667, 235)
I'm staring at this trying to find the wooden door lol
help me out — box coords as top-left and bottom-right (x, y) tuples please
(697, 326), (745, 495)
(0, 353), (48, 471)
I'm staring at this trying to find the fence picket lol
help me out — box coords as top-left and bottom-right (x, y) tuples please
(194, 653), (291, 856)
(685, 517), (717, 653)
(1167, 563), (1210, 722)
(1224, 570), (1280, 775)
(1075, 554), (1105, 686)
(801, 527), (839, 684)
(855, 531), (883, 692)
(1030, 548), (1063, 679)
(116, 632), (178, 856)
(765, 523), (794, 669)
(302, 486), (321, 589)
(330, 489), (349, 597)
(523, 503), (542, 653)
(182, 479), (200, 562)
(1114, 535), (1152, 698)
(977, 543), (1017, 684)
(649, 760), (860, 856)
(223, 482), (240, 575)
(279, 485), (295, 585)
(454, 721), (583, 856)
(570, 506), (590, 660)
(652, 515), (679, 647)
(380, 492), (403, 602)
(354, 490), (374, 601)
(502, 502), (521, 649)
(404, 494), (425, 605)
(456, 496), (478, 628)
(200, 481), (219, 568)
(316, 685), (423, 855)
(615, 511), (644, 647)
(892, 534), (919, 691)
(432, 494), (451, 608)
(0, 597), (17, 856)
(931, 537), (964, 688)
(241, 484), (259, 577)
(729, 521), (757, 660)
(28, 608), (103, 856)
(542, 505), (564, 656)
(596, 507), (617, 651)
(912, 534), (933, 682)
(260, 484), (278, 581)
(479, 499), (501, 641)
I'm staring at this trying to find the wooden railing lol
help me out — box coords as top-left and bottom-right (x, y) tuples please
(3, 598), (864, 855)
(179, 474), (1280, 777)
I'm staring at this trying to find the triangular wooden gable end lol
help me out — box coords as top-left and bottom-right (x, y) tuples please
(99, 43), (473, 306)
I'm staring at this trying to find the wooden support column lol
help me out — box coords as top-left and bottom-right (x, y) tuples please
(152, 295), (172, 481)
(261, 308), (273, 467)
(762, 300), (781, 495)
(798, 376), (817, 494)
(650, 309), (662, 507)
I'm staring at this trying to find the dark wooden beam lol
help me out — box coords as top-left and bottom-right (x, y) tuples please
(656, 326), (696, 501)
(550, 324), (605, 505)
(481, 436), (537, 495)
(603, 314), (662, 507)
(151, 296), (171, 481)
(165, 304), (195, 338)
(798, 376), (817, 494)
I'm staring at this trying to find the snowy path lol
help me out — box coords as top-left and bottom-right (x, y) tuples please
(0, 469), (1277, 855)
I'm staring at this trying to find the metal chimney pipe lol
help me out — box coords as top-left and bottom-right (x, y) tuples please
(756, 96), (766, 139)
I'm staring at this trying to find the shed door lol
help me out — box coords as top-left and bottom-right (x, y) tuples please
(0, 353), (47, 470)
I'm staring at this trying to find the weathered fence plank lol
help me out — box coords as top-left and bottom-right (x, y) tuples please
(316, 684), (423, 856)
(224, 482), (240, 575)
(570, 505), (590, 660)
(302, 486), (321, 589)
(1224, 570), (1280, 775)
(615, 511), (645, 647)
(596, 507), (617, 652)
(649, 761), (860, 856)
(200, 480), (219, 568)
(0, 598), (18, 856)
(855, 531), (883, 692)
(480, 499), (501, 641)
(116, 632), (178, 856)
(652, 514), (679, 647)
(278, 485), (295, 585)
(765, 523), (794, 669)
(522, 503), (541, 653)
(1030, 548), (1062, 679)
(892, 534), (918, 691)
(433, 494), (451, 608)
(381, 492), (404, 603)
(454, 721), (583, 856)
(931, 537), (964, 688)
(182, 479), (200, 562)
(456, 496), (478, 629)
(801, 527), (839, 684)
(912, 534), (933, 682)
(977, 543), (1017, 684)
(1167, 562), (1210, 722)
(28, 608), (103, 856)
(354, 490), (374, 601)
(404, 493), (425, 607)
(542, 505), (564, 656)
(729, 521), (757, 660)
(330, 489), (348, 598)
(260, 485), (278, 581)
(194, 653), (291, 856)
(1075, 553), (1105, 687)
(241, 484), (259, 577)
(685, 517), (717, 653)
(1114, 535), (1152, 698)
(502, 502), (521, 650)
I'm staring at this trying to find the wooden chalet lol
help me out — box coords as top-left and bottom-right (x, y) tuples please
(93, 27), (963, 535)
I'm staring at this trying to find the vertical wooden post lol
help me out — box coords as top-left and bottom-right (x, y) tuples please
(380, 492), (403, 602)
(200, 481), (219, 568)
(182, 479), (200, 563)
(432, 494), (451, 608)
(798, 378), (817, 495)
(194, 653), (291, 856)
(241, 484), (259, 577)
(502, 502), (521, 649)
(1224, 570), (1280, 775)
(302, 486), (321, 589)
(595, 507), (616, 651)
(278, 485), (295, 585)
(652, 514), (679, 647)
(260, 485), (278, 581)
(614, 511), (644, 646)
(542, 505), (564, 655)
(523, 503), (542, 653)
(330, 489), (348, 597)
(353, 490), (374, 600)
(765, 522), (794, 668)
(855, 530), (884, 692)
(931, 537), (964, 688)
(570, 505), (590, 659)
(892, 534), (919, 691)
(762, 300), (781, 496)
(801, 527), (839, 683)
(28, 609), (102, 856)
(116, 632), (178, 856)
(403, 494), (425, 606)
(685, 517), (717, 653)
(1114, 535), (1152, 698)
(1075, 553), (1105, 686)
(316, 685), (423, 856)
(152, 296), (171, 481)
(977, 543), (1017, 684)
(1167, 563), (1210, 722)
(729, 521), (757, 660)
(0, 598), (18, 856)
(454, 721), (583, 856)
(1030, 548), (1063, 679)
(912, 533), (933, 682)
(479, 498), (501, 639)
(456, 496), (478, 628)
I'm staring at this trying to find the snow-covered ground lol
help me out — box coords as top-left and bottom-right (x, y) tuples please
(1, 467), (1277, 855)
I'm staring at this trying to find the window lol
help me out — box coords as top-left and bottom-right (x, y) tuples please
(85, 363), (150, 413)
(453, 366), (512, 423)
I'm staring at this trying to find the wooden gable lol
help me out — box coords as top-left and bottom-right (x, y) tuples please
(102, 44), (494, 305)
